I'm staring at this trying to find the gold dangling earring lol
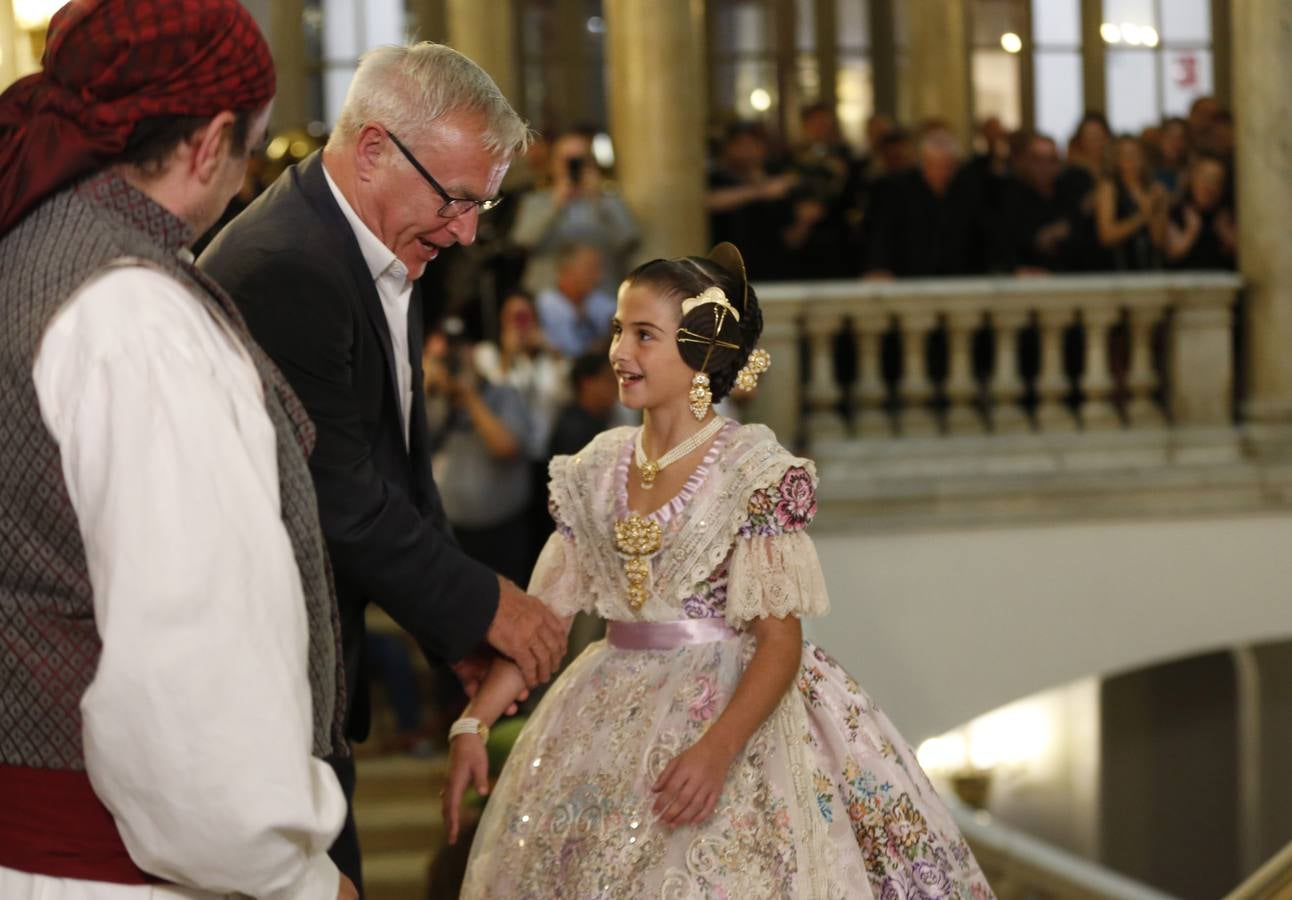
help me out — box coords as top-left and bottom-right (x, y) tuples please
(688, 372), (712, 420)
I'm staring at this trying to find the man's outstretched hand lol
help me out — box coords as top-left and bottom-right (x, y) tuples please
(484, 576), (566, 688)
(451, 651), (528, 716)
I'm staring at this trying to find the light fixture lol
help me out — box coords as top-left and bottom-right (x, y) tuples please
(749, 88), (772, 112)
(1142, 26), (1160, 47)
(13, 0), (67, 30)
(586, 16), (605, 34)
(591, 132), (615, 169)
(917, 734), (968, 772)
(1121, 22), (1143, 45)
(966, 702), (1051, 770)
(1000, 32), (1022, 54)
(265, 136), (291, 162)
(1100, 22), (1122, 43)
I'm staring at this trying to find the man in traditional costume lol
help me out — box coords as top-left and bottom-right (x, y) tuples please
(0, 2), (354, 897)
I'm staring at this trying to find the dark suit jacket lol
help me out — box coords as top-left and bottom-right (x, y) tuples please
(199, 152), (498, 742)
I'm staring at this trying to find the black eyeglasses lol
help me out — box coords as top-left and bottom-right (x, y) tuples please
(384, 128), (503, 218)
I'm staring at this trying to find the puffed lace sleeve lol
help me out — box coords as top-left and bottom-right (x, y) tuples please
(724, 465), (831, 628)
(526, 497), (594, 618)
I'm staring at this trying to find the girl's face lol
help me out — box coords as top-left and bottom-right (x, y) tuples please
(609, 283), (695, 414)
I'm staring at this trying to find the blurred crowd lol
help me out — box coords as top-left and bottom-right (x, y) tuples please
(709, 96), (1236, 281)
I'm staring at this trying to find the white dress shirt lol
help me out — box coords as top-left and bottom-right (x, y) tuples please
(7, 263), (347, 900)
(323, 163), (414, 447)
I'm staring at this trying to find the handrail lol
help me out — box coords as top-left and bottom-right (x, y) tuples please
(746, 271), (1244, 446)
(1225, 840), (1292, 900)
(945, 796), (1180, 900)
(756, 271), (1243, 307)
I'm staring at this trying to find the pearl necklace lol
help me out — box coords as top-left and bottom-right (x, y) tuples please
(634, 416), (726, 490)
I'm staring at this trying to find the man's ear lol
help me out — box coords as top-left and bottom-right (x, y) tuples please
(190, 111), (240, 183)
(354, 124), (387, 183)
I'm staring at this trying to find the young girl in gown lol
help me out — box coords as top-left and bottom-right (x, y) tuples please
(444, 244), (995, 899)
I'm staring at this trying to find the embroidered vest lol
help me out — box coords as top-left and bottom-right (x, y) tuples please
(0, 174), (346, 770)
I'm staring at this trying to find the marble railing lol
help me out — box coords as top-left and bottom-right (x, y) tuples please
(1225, 839), (1292, 900)
(749, 273), (1242, 447)
(947, 798), (1179, 900)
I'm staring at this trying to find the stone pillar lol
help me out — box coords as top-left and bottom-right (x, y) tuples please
(604, 0), (707, 262)
(447, 0), (519, 107)
(905, 0), (970, 145)
(0, 0), (18, 91)
(773, 0), (800, 142)
(268, 0), (309, 131)
(870, 0), (897, 118)
(1079, 0), (1107, 115)
(1235, 0), (1292, 429)
(409, 0), (449, 42)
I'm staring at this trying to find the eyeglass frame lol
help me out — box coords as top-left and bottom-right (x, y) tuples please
(383, 127), (503, 218)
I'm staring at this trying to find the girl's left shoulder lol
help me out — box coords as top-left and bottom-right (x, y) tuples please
(721, 422), (817, 486)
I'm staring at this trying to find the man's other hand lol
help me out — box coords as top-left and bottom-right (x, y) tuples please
(484, 576), (566, 688)
(451, 651), (528, 715)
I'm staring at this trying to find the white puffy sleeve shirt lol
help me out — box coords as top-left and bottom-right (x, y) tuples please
(29, 263), (346, 900)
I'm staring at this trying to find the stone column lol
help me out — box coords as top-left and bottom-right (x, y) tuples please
(905, 0), (970, 145)
(813, 0), (838, 110)
(604, 0), (707, 262)
(447, 0), (519, 107)
(268, 0), (309, 131)
(409, 0), (449, 42)
(1235, 0), (1292, 430)
(0, 0), (18, 91)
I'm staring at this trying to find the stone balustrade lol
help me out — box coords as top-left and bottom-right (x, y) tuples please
(748, 273), (1243, 449)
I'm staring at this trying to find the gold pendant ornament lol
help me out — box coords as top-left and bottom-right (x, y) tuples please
(634, 415), (726, 490)
(638, 459), (661, 489)
(614, 514), (663, 610)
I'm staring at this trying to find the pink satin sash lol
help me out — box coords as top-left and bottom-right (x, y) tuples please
(606, 618), (740, 650)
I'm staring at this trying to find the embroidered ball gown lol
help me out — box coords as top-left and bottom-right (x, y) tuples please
(460, 422), (994, 899)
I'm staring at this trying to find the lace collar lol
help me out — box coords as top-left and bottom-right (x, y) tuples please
(613, 421), (736, 525)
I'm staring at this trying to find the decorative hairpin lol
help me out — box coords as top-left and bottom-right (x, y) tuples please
(677, 298), (741, 419)
(675, 242), (769, 418)
(733, 348), (771, 393)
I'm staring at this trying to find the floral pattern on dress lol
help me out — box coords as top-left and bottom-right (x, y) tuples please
(740, 466), (818, 537)
(465, 426), (994, 899)
(682, 561), (730, 619)
(547, 495), (574, 539)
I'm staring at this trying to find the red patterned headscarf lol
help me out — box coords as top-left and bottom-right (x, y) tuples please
(0, 0), (276, 235)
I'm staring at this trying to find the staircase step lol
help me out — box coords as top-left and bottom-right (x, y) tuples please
(363, 849), (431, 900)
(356, 754), (449, 801)
(354, 800), (446, 854)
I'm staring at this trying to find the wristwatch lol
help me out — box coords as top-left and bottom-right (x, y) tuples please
(448, 716), (490, 744)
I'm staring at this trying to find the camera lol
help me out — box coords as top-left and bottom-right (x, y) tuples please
(566, 156), (585, 183)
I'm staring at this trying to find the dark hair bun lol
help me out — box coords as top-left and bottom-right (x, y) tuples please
(621, 253), (764, 403)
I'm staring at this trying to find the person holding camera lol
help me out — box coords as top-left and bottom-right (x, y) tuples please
(424, 327), (542, 587)
(510, 130), (640, 296)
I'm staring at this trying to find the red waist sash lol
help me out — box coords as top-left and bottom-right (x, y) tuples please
(0, 764), (159, 884)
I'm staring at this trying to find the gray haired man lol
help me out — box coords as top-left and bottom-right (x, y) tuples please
(199, 43), (567, 892)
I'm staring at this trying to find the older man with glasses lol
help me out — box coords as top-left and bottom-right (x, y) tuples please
(199, 43), (567, 895)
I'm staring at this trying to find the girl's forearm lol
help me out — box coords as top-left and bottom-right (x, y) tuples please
(462, 615), (575, 726)
(702, 617), (803, 760)
(462, 656), (529, 726)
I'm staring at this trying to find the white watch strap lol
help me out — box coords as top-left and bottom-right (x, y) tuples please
(449, 717), (488, 741)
